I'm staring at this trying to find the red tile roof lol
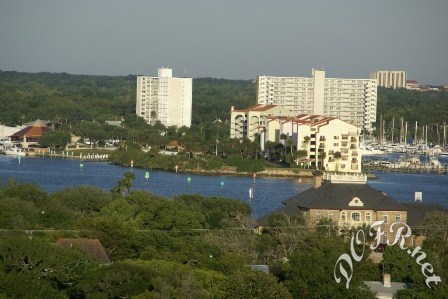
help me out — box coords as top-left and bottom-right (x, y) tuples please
(55, 238), (111, 264)
(10, 119), (50, 138)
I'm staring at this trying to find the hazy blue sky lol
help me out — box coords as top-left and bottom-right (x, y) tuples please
(1, 0), (447, 85)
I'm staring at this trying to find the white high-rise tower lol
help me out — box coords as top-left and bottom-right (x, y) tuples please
(136, 67), (192, 127)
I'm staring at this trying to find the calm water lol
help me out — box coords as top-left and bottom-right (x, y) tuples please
(1, 155), (447, 218)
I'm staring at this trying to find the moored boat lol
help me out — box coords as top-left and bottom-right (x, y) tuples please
(2, 146), (26, 156)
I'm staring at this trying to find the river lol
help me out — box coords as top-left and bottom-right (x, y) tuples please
(1, 155), (447, 218)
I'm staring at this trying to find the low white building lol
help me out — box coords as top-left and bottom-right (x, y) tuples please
(230, 104), (295, 142)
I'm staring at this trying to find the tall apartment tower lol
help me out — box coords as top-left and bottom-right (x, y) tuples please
(256, 69), (377, 133)
(370, 71), (407, 89)
(136, 68), (192, 128)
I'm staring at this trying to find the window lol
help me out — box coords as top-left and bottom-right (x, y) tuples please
(395, 214), (401, 222)
(341, 212), (346, 221)
(383, 214), (388, 224)
(365, 212), (371, 221)
(352, 212), (360, 221)
(328, 212), (333, 220)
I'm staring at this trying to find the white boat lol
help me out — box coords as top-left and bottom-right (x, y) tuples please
(360, 145), (386, 156)
(2, 146), (26, 156)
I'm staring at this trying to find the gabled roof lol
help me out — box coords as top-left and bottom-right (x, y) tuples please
(55, 238), (111, 264)
(257, 180), (406, 225)
(288, 182), (406, 211)
(10, 119), (50, 138)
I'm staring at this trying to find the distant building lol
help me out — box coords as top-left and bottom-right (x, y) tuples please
(0, 124), (26, 141)
(264, 114), (362, 172)
(258, 172), (408, 243)
(105, 120), (123, 127)
(406, 79), (419, 90)
(230, 104), (295, 141)
(257, 69), (377, 133)
(370, 70), (407, 89)
(230, 105), (362, 172)
(136, 67), (192, 128)
(9, 119), (51, 148)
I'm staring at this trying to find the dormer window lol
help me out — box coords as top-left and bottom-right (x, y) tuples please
(349, 197), (364, 207)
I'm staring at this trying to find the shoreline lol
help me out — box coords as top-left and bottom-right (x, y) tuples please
(17, 151), (380, 179)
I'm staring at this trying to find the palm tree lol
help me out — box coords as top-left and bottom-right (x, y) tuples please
(112, 171), (135, 195)
(296, 149), (308, 167)
(286, 138), (295, 159)
(334, 151), (342, 172)
(318, 151), (327, 170)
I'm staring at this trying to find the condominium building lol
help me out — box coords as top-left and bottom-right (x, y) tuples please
(230, 104), (295, 144)
(136, 68), (192, 128)
(370, 70), (407, 89)
(263, 114), (362, 173)
(230, 104), (362, 172)
(256, 69), (377, 133)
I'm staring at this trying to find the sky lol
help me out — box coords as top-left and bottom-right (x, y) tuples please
(1, 0), (447, 85)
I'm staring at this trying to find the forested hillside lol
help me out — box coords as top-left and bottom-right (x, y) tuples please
(0, 70), (255, 125)
(1, 70), (447, 139)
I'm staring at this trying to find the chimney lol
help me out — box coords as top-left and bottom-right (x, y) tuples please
(383, 273), (391, 288)
(312, 170), (323, 188)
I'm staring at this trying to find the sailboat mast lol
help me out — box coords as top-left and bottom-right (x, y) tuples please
(405, 121), (408, 145)
(415, 121), (418, 145)
(391, 117), (395, 144)
(443, 122), (446, 147)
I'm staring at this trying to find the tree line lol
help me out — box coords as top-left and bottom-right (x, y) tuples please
(1, 179), (446, 298)
(1, 70), (447, 141)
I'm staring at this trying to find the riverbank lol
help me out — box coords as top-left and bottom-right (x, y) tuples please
(24, 151), (378, 179)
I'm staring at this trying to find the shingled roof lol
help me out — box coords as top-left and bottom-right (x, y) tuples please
(257, 178), (406, 225)
(55, 238), (111, 264)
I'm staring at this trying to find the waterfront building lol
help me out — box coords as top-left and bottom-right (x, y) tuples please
(256, 69), (377, 133)
(370, 70), (407, 89)
(258, 172), (408, 243)
(136, 68), (192, 128)
(230, 104), (295, 142)
(264, 114), (361, 172)
(9, 119), (50, 148)
(230, 104), (362, 172)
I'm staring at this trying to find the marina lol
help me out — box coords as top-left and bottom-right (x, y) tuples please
(362, 152), (448, 174)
